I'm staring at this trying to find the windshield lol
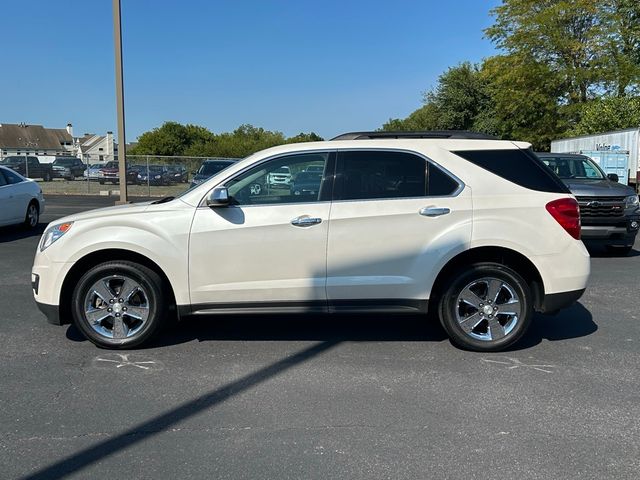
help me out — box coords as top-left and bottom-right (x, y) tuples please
(0, 157), (22, 165)
(198, 162), (233, 176)
(54, 158), (75, 166)
(541, 156), (605, 180)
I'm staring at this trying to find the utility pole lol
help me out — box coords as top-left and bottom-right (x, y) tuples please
(113, 0), (128, 204)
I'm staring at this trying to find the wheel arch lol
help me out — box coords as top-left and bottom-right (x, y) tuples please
(59, 248), (178, 325)
(429, 246), (545, 313)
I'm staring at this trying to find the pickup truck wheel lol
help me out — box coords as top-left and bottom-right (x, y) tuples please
(23, 202), (39, 229)
(72, 261), (168, 349)
(438, 263), (532, 352)
(43, 172), (52, 182)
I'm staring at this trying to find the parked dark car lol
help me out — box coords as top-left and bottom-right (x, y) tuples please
(0, 156), (53, 181)
(166, 165), (188, 183)
(52, 157), (86, 180)
(291, 171), (322, 196)
(136, 165), (173, 186)
(190, 159), (236, 188)
(537, 152), (640, 254)
(127, 165), (147, 185)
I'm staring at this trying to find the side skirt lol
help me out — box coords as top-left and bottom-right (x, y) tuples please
(178, 299), (428, 317)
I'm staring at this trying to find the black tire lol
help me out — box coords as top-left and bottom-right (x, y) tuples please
(23, 201), (39, 229)
(99, 180), (105, 185)
(438, 262), (532, 352)
(43, 172), (52, 182)
(72, 261), (168, 349)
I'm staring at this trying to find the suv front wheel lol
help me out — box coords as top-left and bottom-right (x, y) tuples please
(438, 263), (532, 351)
(72, 261), (168, 348)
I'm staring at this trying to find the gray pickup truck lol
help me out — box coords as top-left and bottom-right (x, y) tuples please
(537, 152), (640, 255)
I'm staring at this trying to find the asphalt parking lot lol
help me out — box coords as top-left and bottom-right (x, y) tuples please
(1, 195), (639, 480)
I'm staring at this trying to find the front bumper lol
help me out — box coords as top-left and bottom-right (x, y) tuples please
(36, 300), (63, 325)
(581, 216), (639, 246)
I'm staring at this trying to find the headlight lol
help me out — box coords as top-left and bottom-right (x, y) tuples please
(40, 222), (73, 251)
(624, 195), (639, 209)
(154, 175), (161, 179)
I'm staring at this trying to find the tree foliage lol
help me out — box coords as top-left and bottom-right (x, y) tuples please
(383, 0), (640, 150)
(382, 62), (492, 132)
(571, 97), (640, 135)
(129, 122), (323, 158)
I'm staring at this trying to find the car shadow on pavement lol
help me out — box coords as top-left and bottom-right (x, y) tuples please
(66, 313), (450, 347)
(66, 304), (596, 351)
(0, 222), (45, 243)
(509, 302), (597, 351)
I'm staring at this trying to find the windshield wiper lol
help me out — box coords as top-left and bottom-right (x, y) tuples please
(151, 196), (175, 204)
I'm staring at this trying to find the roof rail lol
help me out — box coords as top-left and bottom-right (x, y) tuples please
(330, 130), (497, 141)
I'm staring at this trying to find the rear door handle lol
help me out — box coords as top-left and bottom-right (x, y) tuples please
(291, 216), (322, 227)
(419, 207), (450, 217)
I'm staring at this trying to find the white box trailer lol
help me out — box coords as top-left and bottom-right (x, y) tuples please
(551, 128), (639, 188)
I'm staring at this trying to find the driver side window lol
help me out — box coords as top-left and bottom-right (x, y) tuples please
(226, 152), (331, 206)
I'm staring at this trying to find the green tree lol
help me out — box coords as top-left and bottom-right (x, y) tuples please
(485, 0), (604, 104)
(601, 0), (640, 96)
(382, 62), (492, 132)
(481, 53), (568, 150)
(571, 96), (640, 135)
(286, 132), (324, 143)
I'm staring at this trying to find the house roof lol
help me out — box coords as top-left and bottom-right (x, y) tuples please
(78, 134), (104, 153)
(0, 123), (72, 149)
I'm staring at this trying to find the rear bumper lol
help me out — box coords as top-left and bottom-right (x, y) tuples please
(539, 288), (585, 314)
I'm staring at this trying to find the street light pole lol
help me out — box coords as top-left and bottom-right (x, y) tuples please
(113, 0), (128, 204)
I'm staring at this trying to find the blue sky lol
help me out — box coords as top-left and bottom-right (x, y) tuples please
(1, 0), (501, 141)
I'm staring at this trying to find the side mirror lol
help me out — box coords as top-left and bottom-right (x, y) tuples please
(206, 186), (230, 207)
(607, 173), (619, 183)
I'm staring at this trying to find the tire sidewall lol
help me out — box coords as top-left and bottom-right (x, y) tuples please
(72, 262), (165, 349)
(24, 203), (38, 229)
(439, 263), (532, 352)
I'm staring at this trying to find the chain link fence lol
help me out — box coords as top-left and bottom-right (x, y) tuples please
(0, 154), (240, 197)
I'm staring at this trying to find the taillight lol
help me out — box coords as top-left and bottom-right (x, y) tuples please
(546, 198), (581, 240)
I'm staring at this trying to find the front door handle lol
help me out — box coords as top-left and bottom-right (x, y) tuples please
(291, 215), (322, 227)
(419, 207), (450, 217)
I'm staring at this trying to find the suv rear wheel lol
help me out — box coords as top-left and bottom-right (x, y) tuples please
(438, 263), (532, 351)
(72, 261), (168, 348)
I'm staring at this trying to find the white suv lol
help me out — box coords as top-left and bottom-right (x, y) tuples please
(32, 131), (590, 351)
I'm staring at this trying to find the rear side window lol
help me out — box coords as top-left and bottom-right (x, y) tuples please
(335, 150), (459, 201)
(454, 148), (569, 193)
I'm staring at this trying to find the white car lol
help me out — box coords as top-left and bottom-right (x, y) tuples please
(0, 166), (45, 229)
(32, 131), (590, 351)
(267, 165), (292, 187)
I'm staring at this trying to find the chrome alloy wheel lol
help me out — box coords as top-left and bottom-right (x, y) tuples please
(83, 275), (150, 339)
(27, 204), (38, 227)
(455, 277), (521, 342)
